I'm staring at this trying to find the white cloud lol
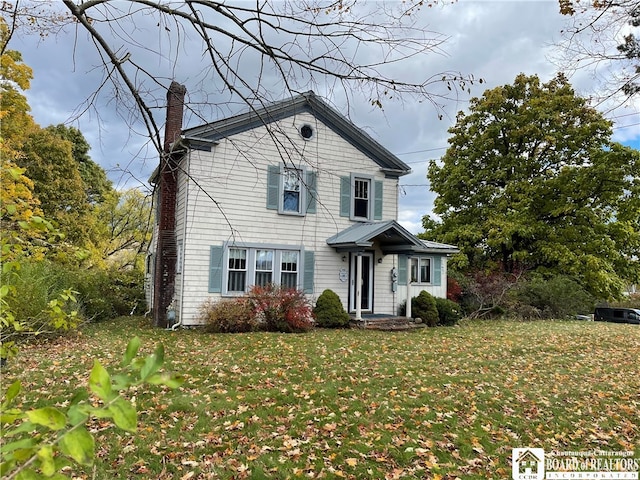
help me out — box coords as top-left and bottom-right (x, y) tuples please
(12, 0), (639, 232)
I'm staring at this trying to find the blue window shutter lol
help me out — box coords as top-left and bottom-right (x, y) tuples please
(303, 250), (315, 293)
(340, 176), (350, 217)
(398, 255), (408, 286)
(266, 165), (280, 210)
(306, 171), (317, 214)
(374, 180), (383, 220)
(433, 256), (442, 286)
(209, 245), (224, 293)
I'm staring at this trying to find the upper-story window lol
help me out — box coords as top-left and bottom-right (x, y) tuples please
(340, 173), (383, 222)
(283, 168), (302, 213)
(353, 178), (370, 219)
(267, 165), (316, 216)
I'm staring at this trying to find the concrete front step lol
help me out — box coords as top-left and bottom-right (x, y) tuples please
(350, 316), (426, 331)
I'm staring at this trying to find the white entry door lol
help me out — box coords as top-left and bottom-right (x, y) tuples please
(349, 252), (374, 312)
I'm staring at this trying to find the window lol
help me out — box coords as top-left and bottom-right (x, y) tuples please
(283, 169), (301, 213)
(209, 245), (312, 295)
(340, 174), (383, 221)
(281, 251), (299, 289)
(353, 178), (370, 219)
(410, 257), (431, 284)
(255, 249), (274, 286)
(267, 165), (316, 215)
(228, 248), (247, 292)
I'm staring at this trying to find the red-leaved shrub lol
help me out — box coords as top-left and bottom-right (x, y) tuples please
(248, 284), (314, 332)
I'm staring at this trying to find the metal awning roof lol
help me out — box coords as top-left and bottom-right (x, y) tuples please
(326, 221), (459, 255)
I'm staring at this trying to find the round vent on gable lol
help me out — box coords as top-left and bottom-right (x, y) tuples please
(299, 124), (314, 140)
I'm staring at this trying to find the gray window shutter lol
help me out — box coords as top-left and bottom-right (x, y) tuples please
(433, 256), (442, 286)
(306, 171), (317, 214)
(340, 176), (350, 217)
(374, 180), (383, 220)
(266, 165), (280, 210)
(303, 250), (315, 293)
(209, 245), (224, 293)
(398, 255), (408, 286)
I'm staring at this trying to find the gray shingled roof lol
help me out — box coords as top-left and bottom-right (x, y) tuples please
(183, 91), (411, 178)
(327, 221), (458, 255)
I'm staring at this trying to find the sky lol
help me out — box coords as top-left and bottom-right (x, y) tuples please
(11, 0), (640, 234)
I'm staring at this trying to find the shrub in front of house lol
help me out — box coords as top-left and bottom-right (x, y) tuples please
(313, 289), (351, 328)
(434, 297), (462, 326)
(198, 298), (257, 333)
(248, 284), (314, 333)
(412, 290), (439, 327)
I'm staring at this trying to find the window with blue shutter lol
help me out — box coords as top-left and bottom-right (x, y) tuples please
(433, 256), (442, 286)
(398, 255), (408, 285)
(266, 165), (280, 210)
(400, 256), (440, 286)
(374, 180), (383, 220)
(340, 176), (351, 217)
(306, 171), (317, 214)
(303, 251), (315, 294)
(267, 165), (316, 215)
(340, 174), (382, 221)
(209, 245), (224, 293)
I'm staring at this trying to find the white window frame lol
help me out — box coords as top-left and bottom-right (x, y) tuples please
(222, 243), (304, 295)
(227, 247), (248, 292)
(350, 173), (374, 221)
(279, 166), (307, 216)
(280, 251), (299, 289)
(410, 256), (432, 285)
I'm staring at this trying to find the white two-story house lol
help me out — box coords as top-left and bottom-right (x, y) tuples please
(147, 84), (457, 327)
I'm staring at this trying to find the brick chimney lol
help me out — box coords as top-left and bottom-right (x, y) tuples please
(153, 81), (186, 328)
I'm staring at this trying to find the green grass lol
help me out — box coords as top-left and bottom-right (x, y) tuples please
(3, 317), (639, 479)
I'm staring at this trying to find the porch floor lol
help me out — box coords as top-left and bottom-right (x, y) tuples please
(350, 314), (425, 331)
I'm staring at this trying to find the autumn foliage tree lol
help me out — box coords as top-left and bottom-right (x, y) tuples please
(426, 73), (640, 300)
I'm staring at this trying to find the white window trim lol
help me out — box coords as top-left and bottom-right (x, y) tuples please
(410, 256), (433, 285)
(279, 165), (308, 216)
(222, 242), (304, 296)
(350, 173), (374, 221)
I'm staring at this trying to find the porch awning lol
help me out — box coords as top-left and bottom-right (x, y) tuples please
(326, 221), (459, 255)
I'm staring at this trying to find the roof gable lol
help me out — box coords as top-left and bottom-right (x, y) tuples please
(183, 91), (411, 177)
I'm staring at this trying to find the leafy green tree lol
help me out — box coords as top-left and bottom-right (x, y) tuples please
(45, 124), (112, 204)
(426, 73), (640, 299)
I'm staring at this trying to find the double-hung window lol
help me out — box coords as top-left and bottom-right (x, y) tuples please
(228, 248), (247, 292)
(280, 251), (299, 289)
(282, 169), (301, 213)
(340, 173), (383, 222)
(410, 257), (431, 284)
(267, 165), (316, 215)
(353, 178), (370, 219)
(255, 249), (274, 286)
(210, 245), (311, 295)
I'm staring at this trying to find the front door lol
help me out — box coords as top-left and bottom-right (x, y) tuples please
(349, 252), (374, 312)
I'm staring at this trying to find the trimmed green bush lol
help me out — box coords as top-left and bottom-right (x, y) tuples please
(412, 290), (439, 327)
(313, 289), (350, 328)
(434, 297), (462, 326)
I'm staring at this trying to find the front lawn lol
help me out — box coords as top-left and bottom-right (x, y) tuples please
(3, 318), (639, 479)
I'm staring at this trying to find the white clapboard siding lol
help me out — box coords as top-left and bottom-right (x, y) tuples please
(167, 111), (448, 325)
